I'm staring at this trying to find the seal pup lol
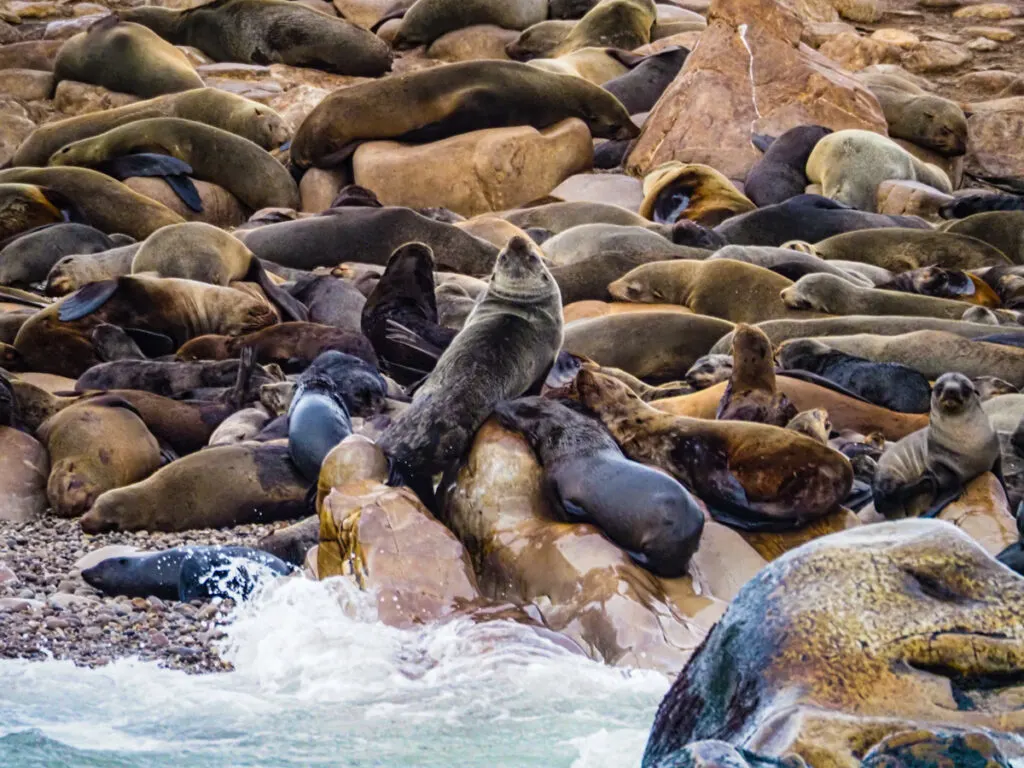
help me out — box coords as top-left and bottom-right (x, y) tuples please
(572, 369), (853, 531)
(786, 408), (831, 444)
(389, 0), (547, 49)
(872, 373), (1001, 518)
(493, 396), (705, 577)
(779, 338), (931, 414)
(716, 324), (796, 426)
(291, 60), (638, 168)
(744, 125), (832, 207)
(81, 546), (294, 601)
(177, 323), (377, 371)
(378, 236), (563, 481)
(0, 224), (131, 288)
(684, 354), (733, 391)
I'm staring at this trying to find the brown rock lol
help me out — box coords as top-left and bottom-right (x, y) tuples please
(0, 563), (16, 585)
(870, 28), (921, 47)
(965, 25), (1017, 39)
(626, 0), (887, 180)
(635, 29), (704, 53)
(122, 177), (249, 228)
(443, 420), (727, 675)
(901, 40), (972, 73)
(0, 68), (53, 101)
(876, 179), (955, 219)
(953, 1), (1016, 17)
(51, 79), (138, 117)
(0, 39), (62, 70)
(689, 519), (767, 601)
(956, 69), (1024, 97)
(316, 434), (390, 508)
(0, 426), (48, 522)
(779, 0), (839, 22)
(800, 20), (856, 47)
(73, 4), (110, 16)
(819, 32), (902, 70)
(353, 119), (594, 217)
(0, 113), (36, 167)
(967, 35), (1001, 49)
(299, 167), (351, 213)
(740, 507), (861, 561)
(937, 472), (1018, 555)
(43, 15), (104, 39)
(331, 0), (394, 28)
(426, 24), (518, 61)
(177, 45), (214, 66)
(9, 1), (62, 20)
(965, 96), (1024, 177)
(833, 0), (883, 22)
(265, 84), (331, 132)
(549, 172), (646, 211)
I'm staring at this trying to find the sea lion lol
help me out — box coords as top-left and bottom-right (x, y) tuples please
(808, 228), (1012, 271)
(390, 0), (547, 49)
(291, 60), (638, 168)
(714, 194), (930, 247)
(942, 211), (1024, 264)
(0, 224), (131, 288)
(0, 184), (82, 242)
(80, 442), (308, 532)
(505, 19), (576, 60)
(287, 374), (352, 483)
(806, 129), (953, 212)
(600, 45), (687, 115)
(177, 322), (377, 370)
(53, 16), (204, 99)
(541, 222), (705, 266)
(238, 207), (500, 274)
(49, 118), (300, 212)
(13, 88), (288, 168)
(778, 338), (931, 414)
(378, 236), (563, 480)
(780, 273), (1009, 321)
(608, 259), (816, 323)
(638, 162), (755, 226)
(744, 125), (832, 207)
(876, 266), (1000, 307)
(572, 369), (853, 531)
(563, 312), (733, 380)
(786, 408), (831, 444)
(45, 243), (141, 297)
(81, 545), (293, 601)
(872, 373), (1000, 518)
(37, 396), (161, 518)
(553, 0), (656, 55)
(493, 396), (705, 577)
(124, 0), (392, 75)
(75, 358), (275, 398)
(716, 324), (796, 426)
(863, 84), (968, 158)
(0, 168), (184, 240)
(684, 354), (733, 390)
(288, 275), (365, 332)
(708, 244), (877, 287)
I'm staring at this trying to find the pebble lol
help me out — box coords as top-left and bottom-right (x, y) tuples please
(964, 25), (1016, 40)
(952, 2), (1015, 18)
(967, 35), (1000, 49)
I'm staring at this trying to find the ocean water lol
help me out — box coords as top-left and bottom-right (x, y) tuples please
(0, 577), (668, 768)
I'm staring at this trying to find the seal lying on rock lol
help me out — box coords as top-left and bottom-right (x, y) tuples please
(493, 397), (704, 577)
(744, 125), (832, 207)
(716, 324), (796, 426)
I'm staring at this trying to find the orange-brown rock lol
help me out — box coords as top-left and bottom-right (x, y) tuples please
(0, 426), (49, 522)
(937, 472), (1018, 555)
(965, 96), (1024, 177)
(902, 40), (972, 73)
(626, 0), (887, 180)
(818, 31), (901, 71)
(0, 113), (36, 168)
(316, 434), (390, 509)
(50, 79), (140, 117)
(298, 167), (350, 213)
(689, 519), (767, 601)
(444, 420), (727, 674)
(740, 506), (861, 560)
(0, 68), (53, 101)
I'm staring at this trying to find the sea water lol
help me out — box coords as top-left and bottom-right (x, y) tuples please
(0, 577), (668, 767)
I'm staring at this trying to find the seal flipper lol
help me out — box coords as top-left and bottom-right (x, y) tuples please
(58, 279), (119, 321)
(164, 175), (203, 213)
(751, 133), (776, 153)
(122, 328), (175, 358)
(97, 154), (203, 212)
(248, 259), (309, 322)
(0, 286), (52, 309)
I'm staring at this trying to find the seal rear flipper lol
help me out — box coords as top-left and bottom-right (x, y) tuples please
(123, 328), (175, 358)
(249, 259), (309, 322)
(58, 279), (119, 321)
(384, 318), (445, 359)
(164, 175), (203, 213)
(751, 133), (776, 153)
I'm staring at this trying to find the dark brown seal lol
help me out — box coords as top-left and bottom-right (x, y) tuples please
(716, 323), (796, 426)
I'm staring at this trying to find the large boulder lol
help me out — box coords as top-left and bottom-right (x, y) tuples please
(626, 0), (887, 181)
(965, 96), (1024, 178)
(0, 426), (48, 522)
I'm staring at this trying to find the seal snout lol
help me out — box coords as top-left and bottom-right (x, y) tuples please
(932, 372), (975, 413)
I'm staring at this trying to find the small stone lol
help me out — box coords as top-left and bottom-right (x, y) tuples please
(871, 28), (920, 47)
(833, 0), (882, 21)
(953, 2), (1015, 18)
(16, 588), (34, 599)
(44, 617), (69, 629)
(0, 563), (17, 586)
(964, 25), (1016, 40)
(47, 593), (97, 610)
(83, 626), (102, 638)
(147, 631), (170, 648)
(197, 603), (219, 620)
(56, 579), (78, 593)
(131, 597), (149, 610)
(147, 596), (167, 612)
(902, 40), (972, 72)
(72, 3), (108, 15)
(0, 598), (40, 612)
(967, 35), (1000, 49)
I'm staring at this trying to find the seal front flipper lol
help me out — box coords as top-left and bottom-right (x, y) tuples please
(385, 318), (446, 359)
(58, 279), (119, 321)
(247, 258), (309, 322)
(751, 133), (776, 153)
(96, 154), (204, 213)
(123, 328), (175, 358)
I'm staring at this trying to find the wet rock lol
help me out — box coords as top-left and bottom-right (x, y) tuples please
(876, 179), (955, 219)
(0, 427), (48, 523)
(965, 96), (1024, 177)
(861, 729), (1014, 767)
(627, 0), (887, 180)
(689, 520), (767, 602)
(51, 79), (139, 117)
(902, 40), (972, 73)
(936, 472), (1018, 555)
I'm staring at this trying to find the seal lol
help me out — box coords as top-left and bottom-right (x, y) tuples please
(291, 60), (638, 168)
(806, 129), (953, 212)
(526, 47), (634, 85)
(638, 162), (755, 226)
(288, 275), (365, 332)
(44, 243), (141, 297)
(808, 228), (1012, 271)
(0, 167), (184, 240)
(872, 373), (1001, 518)
(608, 258), (817, 323)
(53, 15), (204, 99)
(778, 338), (931, 414)
(124, 0), (392, 75)
(716, 323), (796, 426)
(600, 46), (688, 115)
(552, 0), (656, 55)
(713, 194), (931, 247)
(708, 244), (877, 287)
(780, 273), (1010, 321)
(541, 223), (703, 267)
(81, 545), (294, 600)
(505, 19), (576, 60)
(389, 0), (547, 48)
(74, 358), (276, 398)
(744, 125), (832, 207)
(0, 184), (83, 242)
(37, 396), (161, 518)
(287, 373), (353, 483)
(684, 353), (733, 390)
(0, 224), (131, 288)
(786, 408), (831, 444)
(876, 266), (1000, 307)
(572, 369), (853, 531)
(942, 210), (1024, 264)
(378, 236), (563, 481)
(493, 396), (705, 577)
(498, 200), (659, 232)
(49, 118), (300, 212)
(862, 82), (968, 158)
(80, 441), (309, 532)
(14, 88), (288, 168)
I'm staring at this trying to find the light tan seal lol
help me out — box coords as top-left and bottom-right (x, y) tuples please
(553, 0), (656, 55)
(861, 77), (968, 158)
(808, 228), (1013, 271)
(639, 162), (756, 226)
(391, 0), (548, 49)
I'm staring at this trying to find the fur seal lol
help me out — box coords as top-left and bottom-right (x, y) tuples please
(14, 88), (288, 168)
(638, 162), (755, 226)
(80, 442), (308, 533)
(291, 60), (638, 168)
(75, 358), (275, 398)
(942, 211), (1024, 264)
(37, 396), (161, 518)
(296, 350), (388, 418)
(53, 16), (203, 99)
(238, 208), (500, 274)
(717, 324), (796, 426)
(806, 129), (952, 212)
(505, 19), (576, 60)
(526, 47), (634, 85)
(553, 0), (656, 55)
(0, 224), (131, 288)
(600, 46), (688, 115)
(493, 396), (705, 577)
(288, 275), (365, 332)
(808, 228), (1013, 271)
(498, 200), (659, 232)
(573, 369), (853, 531)
(744, 125), (832, 207)
(708, 244), (877, 287)
(45, 243), (141, 297)
(684, 353), (732, 390)
(287, 369), (353, 483)
(713, 194), (930, 247)
(0, 168), (184, 240)
(378, 236), (563, 480)
(390, 0), (547, 48)
(872, 373), (1000, 518)
(863, 83), (968, 158)
(82, 545), (294, 601)
(49, 118), (300, 212)
(124, 0), (392, 75)
(779, 338), (931, 414)
(0, 185), (82, 242)
(876, 266), (999, 307)
(787, 408), (831, 444)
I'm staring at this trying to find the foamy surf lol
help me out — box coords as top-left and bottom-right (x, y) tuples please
(0, 576), (667, 767)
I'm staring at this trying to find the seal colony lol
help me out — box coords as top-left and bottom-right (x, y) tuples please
(4, 0), (1024, 762)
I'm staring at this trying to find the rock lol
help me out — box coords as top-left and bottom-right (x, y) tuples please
(177, 45), (214, 67)
(0, 39), (62, 70)
(860, 62), (936, 89)
(0, 563), (17, 585)
(832, 0), (882, 22)
(627, 0), (887, 180)
(299, 168), (350, 213)
(265, 84), (331, 133)
(43, 15), (103, 39)
(9, 1), (62, 20)
(0, 113), (36, 168)
(800, 20), (856, 47)
(353, 119), (593, 217)
(964, 25), (1017, 40)
(0, 68), (53, 101)
(876, 179), (955, 219)
(147, 630), (170, 647)
(902, 40), (972, 73)
(122, 177), (248, 228)
(689, 520), (767, 601)
(937, 472), (1018, 555)
(965, 96), (1024, 177)
(818, 31), (902, 70)
(316, 434), (391, 508)
(741, 507), (862, 561)
(643, 520), (1024, 767)
(956, 69), (1024, 97)
(918, 0), (960, 7)
(0, 427), (49, 523)
(862, 730), (1013, 768)
(953, 1), (1016, 17)
(331, 0), (394, 28)
(967, 35), (1001, 49)
(319, 480), (482, 627)
(870, 28), (921, 47)
(72, 3), (109, 16)
(205, 77), (282, 102)
(635, 30), (704, 53)
(0, 597), (43, 612)
(71, 545), (141, 574)
(426, 24), (518, 61)
(781, 0), (840, 23)
(443, 420), (727, 675)
(549, 172), (645, 211)
(195, 62), (273, 81)
(51, 79), (138, 117)
(47, 592), (98, 610)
